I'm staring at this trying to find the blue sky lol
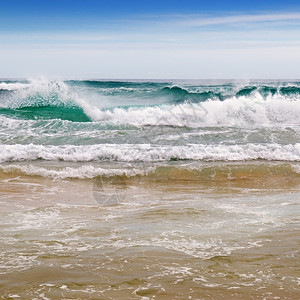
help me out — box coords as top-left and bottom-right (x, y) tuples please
(1, 0), (300, 78)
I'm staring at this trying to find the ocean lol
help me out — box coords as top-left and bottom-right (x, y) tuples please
(0, 78), (299, 299)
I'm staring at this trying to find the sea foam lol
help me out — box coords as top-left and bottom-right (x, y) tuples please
(0, 143), (299, 163)
(86, 94), (300, 127)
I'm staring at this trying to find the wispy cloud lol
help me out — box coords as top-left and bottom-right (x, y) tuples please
(180, 13), (300, 27)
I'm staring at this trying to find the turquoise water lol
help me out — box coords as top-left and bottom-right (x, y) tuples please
(0, 79), (300, 163)
(0, 78), (299, 299)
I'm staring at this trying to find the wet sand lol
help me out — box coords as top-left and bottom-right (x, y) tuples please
(0, 163), (300, 299)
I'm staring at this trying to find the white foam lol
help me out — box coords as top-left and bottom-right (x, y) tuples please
(86, 93), (300, 127)
(0, 143), (299, 163)
(1, 164), (150, 179)
(292, 164), (300, 174)
(0, 82), (29, 91)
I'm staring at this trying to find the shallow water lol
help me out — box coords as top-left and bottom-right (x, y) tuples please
(0, 166), (299, 299)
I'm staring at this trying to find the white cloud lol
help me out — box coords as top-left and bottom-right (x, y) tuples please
(179, 13), (300, 27)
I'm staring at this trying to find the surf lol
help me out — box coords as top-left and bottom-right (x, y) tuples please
(1, 79), (300, 127)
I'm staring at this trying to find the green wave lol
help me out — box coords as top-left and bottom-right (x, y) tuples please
(235, 85), (300, 97)
(66, 80), (170, 89)
(236, 86), (257, 97)
(279, 86), (300, 95)
(161, 86), (224, 102)
(0, 106), (91, 122)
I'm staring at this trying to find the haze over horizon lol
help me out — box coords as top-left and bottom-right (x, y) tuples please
(1, 0), (300, 79)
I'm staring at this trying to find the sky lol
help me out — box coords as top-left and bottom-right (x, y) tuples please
(1, 0), (300, 79)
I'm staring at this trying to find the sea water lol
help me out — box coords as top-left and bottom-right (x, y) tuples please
(0, 78), (299, 299)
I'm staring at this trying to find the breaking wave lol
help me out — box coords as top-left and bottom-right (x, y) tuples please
(0, 79), (299, 127)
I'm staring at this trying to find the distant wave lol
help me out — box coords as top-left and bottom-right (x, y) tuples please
(161, 86), (223, 102)
(236, 85), (300, 97)
(66, 80), (169, 89)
